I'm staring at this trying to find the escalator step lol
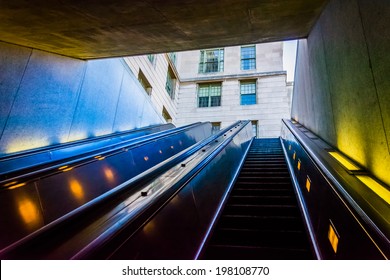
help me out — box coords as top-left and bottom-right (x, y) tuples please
(224, 204), (300, 216)
(210, 228), (308, 248)
(231, 188), (293, 196)
(202, 138), (312, 260)
(234, 182), (293, 189)
(218, 215), (303, 231)
(228, 195), (296, 205)
(204, 244), (312, 260)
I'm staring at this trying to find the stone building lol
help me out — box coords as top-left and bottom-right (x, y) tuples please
(125, 42), (291, 138)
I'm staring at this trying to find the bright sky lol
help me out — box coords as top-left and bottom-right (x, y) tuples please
(283, 40), (297, 82)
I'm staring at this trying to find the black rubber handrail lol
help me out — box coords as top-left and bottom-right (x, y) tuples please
(0, 121), (249, 259)
(74, 120), (251, 259)
(194, 137), (254, 259)
(282, 119), (390, 258)
(0, 122), (204, 185)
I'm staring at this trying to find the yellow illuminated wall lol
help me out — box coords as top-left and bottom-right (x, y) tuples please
(292, 0), (390, 187)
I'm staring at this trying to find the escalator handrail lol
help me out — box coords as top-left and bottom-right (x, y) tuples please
(195, 136), (254, 259)
(280, 137), (322, 260)
(0, 121), (250, 259)
(0, 123), (175, 161)
(71, 120), (252, 259)
(282, 119), (390, 257)
(0, 122), (204, 185)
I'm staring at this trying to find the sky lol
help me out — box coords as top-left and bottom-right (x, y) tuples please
(283, 40), (298, 82)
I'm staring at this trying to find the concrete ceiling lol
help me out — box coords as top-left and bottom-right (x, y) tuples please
(0, 0), (328, 59)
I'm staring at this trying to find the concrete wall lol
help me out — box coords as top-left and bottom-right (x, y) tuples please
(0, 42), (164, 155)
(291, 0), (390, 186)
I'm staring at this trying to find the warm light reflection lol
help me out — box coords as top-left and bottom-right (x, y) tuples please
(18, 198), (40, 227)
(297, 159), (301, 170)
(356, 175), (390, 205)
(328, 222), (339, 253)
(6, 139), (50, 154)
(143, 221), (155, 235)
(62, 167), (74, 172)
(67, 132), (87, 142)
(8, 183), (27, 190)
(104, 167), (115, 182)
(69, 178), (84, 200)
(58, 165), (69, 170)
(144, 156), (149, 161)
(306, 177), (311, 192)
(4, 181), (18, 187)
(94, 155), (105, 160)
(329, 151), (360, 171)
(93, 130), (110, 137)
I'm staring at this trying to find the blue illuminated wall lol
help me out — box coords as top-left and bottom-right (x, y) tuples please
(0, 42), (164, 155)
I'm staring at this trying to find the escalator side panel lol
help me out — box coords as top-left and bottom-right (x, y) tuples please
(0, 123), (212, 250)
(282, 122), (388, 259)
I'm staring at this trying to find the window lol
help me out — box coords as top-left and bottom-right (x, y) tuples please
(147, 54), (155, 64)
(251, 120), (258, 138)
(138, 70), (152, 95)
(240, 80), (256, 105)
(199, 49), (224, 73)
(198, 83), (222, 107)
(165, 66), (176, 99)
(241, 46), (256, 70)
(211, 122), (221, 134)
(168, 52), (177, 66)
(162, 106), (172, 123)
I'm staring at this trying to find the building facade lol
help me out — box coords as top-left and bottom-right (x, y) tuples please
(125, 42), (291, 138)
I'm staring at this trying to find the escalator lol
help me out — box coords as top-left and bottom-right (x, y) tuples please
(201, 138), (313, 259)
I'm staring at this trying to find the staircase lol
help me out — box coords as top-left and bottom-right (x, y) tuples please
(202, 138), (313, 259)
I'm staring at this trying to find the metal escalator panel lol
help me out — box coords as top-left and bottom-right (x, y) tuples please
(202, 138), (314, 260)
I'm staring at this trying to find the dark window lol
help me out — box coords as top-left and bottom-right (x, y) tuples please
(138, 70), (152, 95)
(251, 120), (258, 138)
(168, 52), (177, 66)
(162, 106), (172, 123)
(211, 122), (221, 134)
(147, 54), (155, 64)
(199, 49), (224, 73)
(198, 83), (222, 107)
(165, 67), (176, 99)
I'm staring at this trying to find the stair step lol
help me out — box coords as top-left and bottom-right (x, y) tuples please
(210, 228), (308, 248)
(203, 244), (313, 260)
(231, 188), (293, 196)
(234, 182), (293, 189)
(236, 177), (292, 184)
(239, 171), (290, 176)
(218, 215), (303, 231)
(228, 195), (296, 205)
(224, 204), (300, 216)
(202, 138), (313, 260)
